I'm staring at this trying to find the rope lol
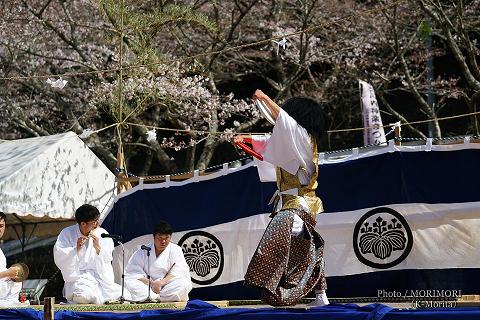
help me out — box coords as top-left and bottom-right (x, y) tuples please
(3, 108), (478, 145)
(324, 135), (479, 155)
(123, 122), (267, 136)
(117, 134), (479, 181)
(324, 140), (389, 155)
(327, 111), (480, 134)
(118, 156), (252, 181)
(81, 109), (480, 137)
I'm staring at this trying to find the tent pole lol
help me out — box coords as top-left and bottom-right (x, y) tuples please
(12, 213), (27, 255)
(12, 226), (21, 245)
(27, 223), (38, 245)
(21, 222), (26, 258)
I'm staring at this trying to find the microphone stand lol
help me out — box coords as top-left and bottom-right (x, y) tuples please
(105, 239), (131, 304)
(139, 246), (153, 303)
(118, 240), (127, 303)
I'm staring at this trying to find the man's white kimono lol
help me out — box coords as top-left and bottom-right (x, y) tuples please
(53, 225), (126, 304)
(0, 248), (22, 307)
(125, 242), (192, 302)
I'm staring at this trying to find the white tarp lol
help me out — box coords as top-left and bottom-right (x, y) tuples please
(0, 132), (115, 240)
(113, 202), (480, 288)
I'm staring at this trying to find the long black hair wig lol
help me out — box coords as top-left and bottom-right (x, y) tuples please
(281, 97), (328, 143)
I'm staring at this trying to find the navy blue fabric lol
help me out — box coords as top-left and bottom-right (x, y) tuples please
(103, 149), (480, 241)
(100, 149), (480, 300)
(0, 303), (395, 320)
(2, 303), (480, 320)
(317, 149), (480, 212)
(384, 308), (480, 320)
(0, 309), (42, 320)
(103, 166), (275, 241)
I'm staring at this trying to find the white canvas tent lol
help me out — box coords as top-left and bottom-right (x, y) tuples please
(0, 132), (115, 243)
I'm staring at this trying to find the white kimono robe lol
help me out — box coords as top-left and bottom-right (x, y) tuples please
(252, 109), (315, 182)
(252, 109), (316, 233)
(53, 225), (126, 304)
(0, 248), (22, 307)
(125, 242), (192, 302)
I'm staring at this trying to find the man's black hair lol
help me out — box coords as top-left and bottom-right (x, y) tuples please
(75, 204), (100, 224)
(281, 97), (328, 143)
(0, 211), (6, 222)
(153, 220), (173, 236)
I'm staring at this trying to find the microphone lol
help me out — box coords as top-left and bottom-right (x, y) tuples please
(101, 233), (123, 241)
(141, 245), (151, 251)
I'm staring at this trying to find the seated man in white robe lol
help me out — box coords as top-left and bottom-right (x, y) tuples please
(0, 212), (22, 306)
(53, 204), (127, 304)
(125, 221), (192, 302)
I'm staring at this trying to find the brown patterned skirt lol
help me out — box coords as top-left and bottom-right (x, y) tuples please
(244, 209), (326, 306)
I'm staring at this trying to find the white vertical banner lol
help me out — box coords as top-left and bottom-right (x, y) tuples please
(359, 80), (386, 146)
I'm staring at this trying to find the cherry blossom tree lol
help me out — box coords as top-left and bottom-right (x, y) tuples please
(1, 0), (479, 176)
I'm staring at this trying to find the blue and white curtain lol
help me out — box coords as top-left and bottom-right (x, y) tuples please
(102, 139), (480, 300)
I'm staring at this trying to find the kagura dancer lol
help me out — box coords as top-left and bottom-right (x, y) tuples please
(234, 89), (329, 306)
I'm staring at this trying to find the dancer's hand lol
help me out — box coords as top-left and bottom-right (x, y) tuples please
(232, 134), (252, 144)
(252, 89), (280, 120)
(253, 89), (268, 102)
